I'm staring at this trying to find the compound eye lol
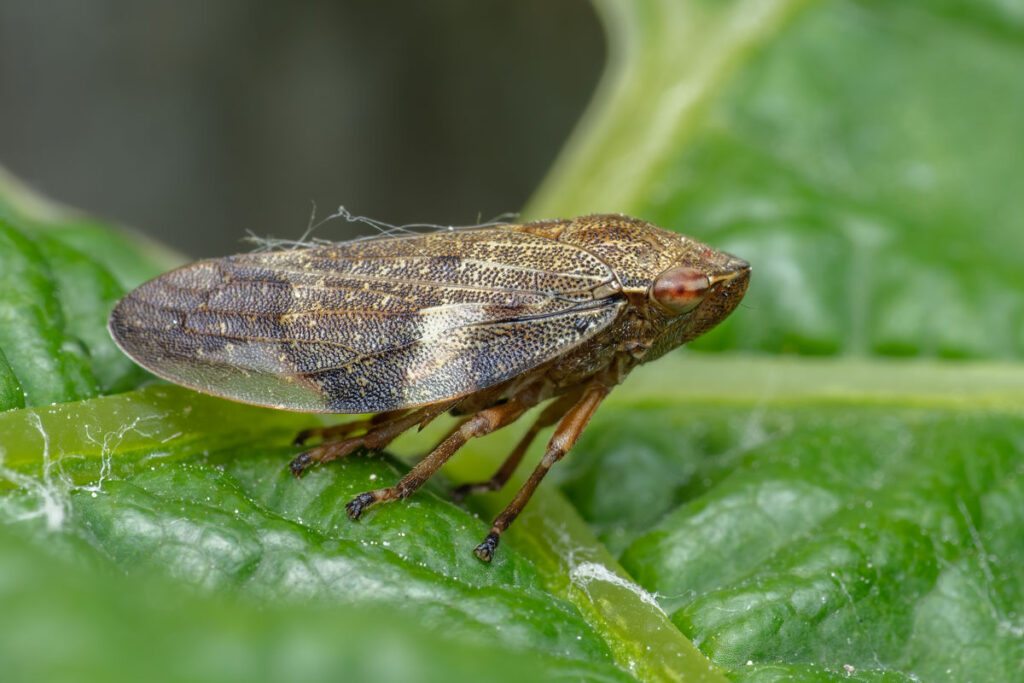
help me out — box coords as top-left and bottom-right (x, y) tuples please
(652, 266), (710, 314)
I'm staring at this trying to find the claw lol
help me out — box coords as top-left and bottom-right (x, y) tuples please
(289, 451), (315, 477)
(345, 492), (376, 521)
(473, 532), (500, 562)
(289, 437), (367, 478)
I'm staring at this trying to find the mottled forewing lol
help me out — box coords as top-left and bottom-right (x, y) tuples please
(109, 227), (623, 412)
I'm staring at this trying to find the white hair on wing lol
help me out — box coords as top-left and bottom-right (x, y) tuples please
(244, 204), (520, 253)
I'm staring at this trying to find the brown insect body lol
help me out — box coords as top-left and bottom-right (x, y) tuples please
(109, 214), (749, 561)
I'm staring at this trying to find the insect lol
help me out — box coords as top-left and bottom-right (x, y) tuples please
(109, 214), (749, 561)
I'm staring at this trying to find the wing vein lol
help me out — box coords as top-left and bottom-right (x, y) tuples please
(295, 298), (624, 378)
(226, 269), (601, 299)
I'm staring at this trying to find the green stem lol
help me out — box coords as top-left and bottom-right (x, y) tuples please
(509, 491), (729, 682)
(525, 0), (812, 219)
(613, 354), (1024, 410)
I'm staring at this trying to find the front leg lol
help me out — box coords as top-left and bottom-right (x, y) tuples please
(451, 389), (582, 501)
(474, 382), (609, 562)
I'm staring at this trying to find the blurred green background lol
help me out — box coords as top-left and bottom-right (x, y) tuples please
(2, 1), (1024, 682)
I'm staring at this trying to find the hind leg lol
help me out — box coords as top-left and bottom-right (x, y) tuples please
(289, 402), (453, 477)
(292, 409), (408, 447)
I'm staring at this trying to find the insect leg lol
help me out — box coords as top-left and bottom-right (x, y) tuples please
(289, 402), (452, 477)
(292, 409), (409, 447)
(473, 383), (609, 562)
(450, 389), (582, 502)
(345, 385), (542, 521)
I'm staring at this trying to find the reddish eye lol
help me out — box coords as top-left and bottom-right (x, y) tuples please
(651, 266), (710, 314)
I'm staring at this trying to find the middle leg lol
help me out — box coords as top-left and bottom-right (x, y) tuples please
(345, 382), (543, 520)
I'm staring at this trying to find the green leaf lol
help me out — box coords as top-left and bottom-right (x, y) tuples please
(4, 0), (1024, 681)
(0, 167), (174, 410)
(0, 386), (714, 682)
(0, 523), (572, 683)
(3, 361), (1023, 681)
(0, 219), (98, 406)
(557, 356), (1024, 680)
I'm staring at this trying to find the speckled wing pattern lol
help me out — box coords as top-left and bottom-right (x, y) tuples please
(109, 227), (625, 413)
